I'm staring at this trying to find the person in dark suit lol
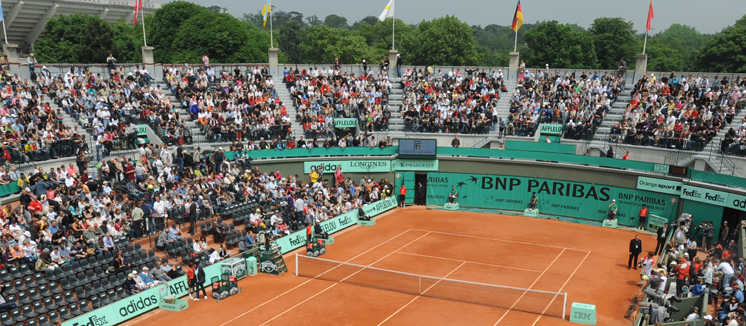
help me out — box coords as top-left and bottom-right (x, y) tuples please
(187, 197), (198, 235)
(628, 234), (642, 270)
(415, 182), (425, 205)
(655, 223), (670, 255)
(193, 263), (207, 300)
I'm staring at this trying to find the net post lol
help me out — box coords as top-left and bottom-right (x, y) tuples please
(418, 276), (421, 294)
(295, 253), (298, 276)
(562, 293), (567, 319)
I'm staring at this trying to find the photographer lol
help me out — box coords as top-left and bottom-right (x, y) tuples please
(699, 221), (714, 252)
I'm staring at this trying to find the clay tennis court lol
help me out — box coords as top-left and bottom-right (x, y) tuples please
(122, 207), (655, 326)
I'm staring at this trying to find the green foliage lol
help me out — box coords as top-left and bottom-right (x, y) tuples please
(305, 15), (323, 27)
(402, 15), (482, 66)
(300, 26), (375, 64)
(645, 38), (686, 71)
(522, 21), (598, 69)
(371, 18), (412, 56)
(149, 1), (210, 63)
(694, 15), (746, 72)
(244, 9), (304, 30)
(323, 14), (349, 29)
(589, 17), (639, 69)
(170, 11), (272, 63)
(357, 24), (375, 45)
(206, 6), (227, 14)
(652, 24), (711, 69)
(279, 20), (304, 64)
(352, 16), (380, 30)
(35, 13), (133, 63)
(111, 19), (143, 63)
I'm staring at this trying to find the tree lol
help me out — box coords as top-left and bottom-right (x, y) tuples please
(472, 23), (533, 66)
(352, 16), (379, 30)
(111, 19), (143, 63)
(694, 15), (746, 72)
(206, 6), (227, 14)
(357, 24), (375, 46)
(279, 20), (304, 64)
(652, 24), (711, 70)
(522, 20), (598, 69)
(323, 14), (348, 29)
(305, 15), (322, 27)
(645, 38), (686, 71)
(588, 17), (639, 69)
(148, 1), (210, 63)
(170, 11), (272, 63)
(371, 18), (412, 56)
(35, 14), (115, 63)
(300, 26), (375, 64)
(402, 15), (482, 66)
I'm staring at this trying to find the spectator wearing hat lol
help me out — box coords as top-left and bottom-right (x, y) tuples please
(607, 199), (618, 220)
(139, 267), (157, 288)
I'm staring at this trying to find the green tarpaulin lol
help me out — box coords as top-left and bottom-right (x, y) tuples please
(504, 141), (575, 154)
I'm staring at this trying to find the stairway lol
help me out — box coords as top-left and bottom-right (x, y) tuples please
(592, 90), (633, 140)
(275, 85), (301, 139)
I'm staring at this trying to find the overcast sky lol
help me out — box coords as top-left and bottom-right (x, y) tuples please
(179, 0), (743, 35)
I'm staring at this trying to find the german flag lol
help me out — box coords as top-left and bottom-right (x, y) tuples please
(511, 1), (523, 32)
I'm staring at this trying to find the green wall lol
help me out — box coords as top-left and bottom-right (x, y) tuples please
(681, 199), (724, 245)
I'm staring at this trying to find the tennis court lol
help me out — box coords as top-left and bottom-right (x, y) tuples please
(123, 208), (654, 326)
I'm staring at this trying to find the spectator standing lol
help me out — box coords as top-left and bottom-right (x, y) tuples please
(628, 234), (642, 270)
(398, 184), (407, 208)
(107, 53), (116, 75)
(451, 135), (460, 147)
(701, 221), (714, 252)
(623, 152), (630, 160)
(606, 145), (615, 159)
(202, 55), (209, 69)
(638, 204), (648, 230)
(27, 53), (37, 79)
(396, 54), (402, 78)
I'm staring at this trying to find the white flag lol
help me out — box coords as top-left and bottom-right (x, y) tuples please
(378, 0), (394, 21)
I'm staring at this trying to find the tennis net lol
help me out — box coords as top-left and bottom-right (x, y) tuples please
(295, 254), (567, 318)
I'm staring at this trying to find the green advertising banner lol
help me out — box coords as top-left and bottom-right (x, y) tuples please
(637, 177), (683, 195)
(335, 118), (357, 128)
(303, 160), (391, 174)
(504, 141), (576, 154)
(426, 172), (678, 226)
(680, 185), (728, 207)
(272, 196), (397, 254)
(726, 193), (746, 212)
(647, 214), (668, 231)
(539, 124), (563, 135)
(63, 264), (224, 326)
(136, 125), (148, 136)
(393, 159), (439, 171)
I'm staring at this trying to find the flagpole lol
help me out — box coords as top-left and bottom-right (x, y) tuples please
(514, 31), (517, 52)
(141, 1), (147, 47)
(270, 3), (274, 48)
(642, 32), (647, 54)
(391, 0), (395, 50)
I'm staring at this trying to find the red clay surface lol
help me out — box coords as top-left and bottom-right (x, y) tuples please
(122, 207), (655, 326)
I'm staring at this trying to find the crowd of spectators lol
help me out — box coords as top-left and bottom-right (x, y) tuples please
(400, 67), (503, 135)
(164, 63), (291, 146)
(648, 220), (746, 325)
(282, 64), (392, 138)
(608, 73), (744, 151)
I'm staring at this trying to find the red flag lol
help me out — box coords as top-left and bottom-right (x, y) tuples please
(133, 0), (142, 26)
(646, 0), (654, 33)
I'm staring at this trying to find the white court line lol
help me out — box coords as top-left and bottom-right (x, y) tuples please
(395, 251), (544, 273)
(217, 228), (414, 326)
(494, 249), (567, 326)
(531, 251), (592, 325)
(257, 231), (433, 326)
(377, 261), (468, 326)
(409, 229), (589, 252)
